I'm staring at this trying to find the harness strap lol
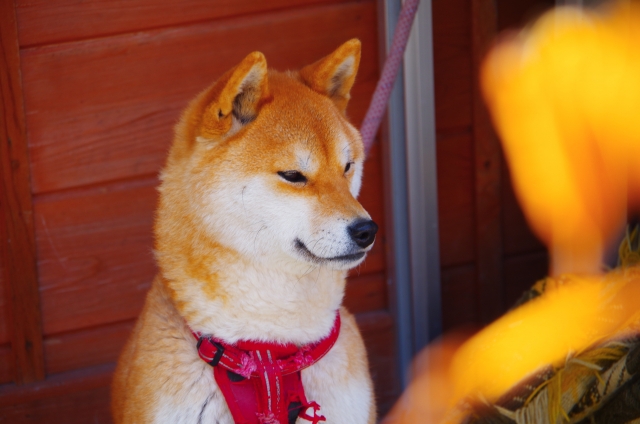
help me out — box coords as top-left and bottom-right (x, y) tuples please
(193, 313), (341, 424)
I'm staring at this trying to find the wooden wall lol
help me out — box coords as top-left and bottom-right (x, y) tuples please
(433, 0), (555, 331)
(0, 0), (400, 421)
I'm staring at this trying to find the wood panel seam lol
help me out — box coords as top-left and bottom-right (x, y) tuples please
(0, 0), (46, 384)
(471, 0), (504, 323)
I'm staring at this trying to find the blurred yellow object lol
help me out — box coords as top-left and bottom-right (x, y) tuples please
(385, 4), (640, 423)
(450, 267), (640, 407)
(455, 0), (640, 409)
(386, 267), (640, 424)
(450, 0), (640, 412)
(481, 2), (640, 275)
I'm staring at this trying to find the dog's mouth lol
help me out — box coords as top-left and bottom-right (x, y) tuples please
(294, 239), (366, 264)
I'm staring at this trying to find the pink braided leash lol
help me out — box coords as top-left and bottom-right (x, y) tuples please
(360, 0), (421, 157)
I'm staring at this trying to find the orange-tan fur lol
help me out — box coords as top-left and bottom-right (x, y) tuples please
(112, 40), (376, 423)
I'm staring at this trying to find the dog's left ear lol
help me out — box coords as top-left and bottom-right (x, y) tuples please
(300, 39), (361, 113)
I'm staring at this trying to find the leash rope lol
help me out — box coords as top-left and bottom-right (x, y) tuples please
(360, 0), (421, 156)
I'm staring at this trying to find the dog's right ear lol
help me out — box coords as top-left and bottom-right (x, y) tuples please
(199, 52), (270, 140)
(299, 39), (361, 113)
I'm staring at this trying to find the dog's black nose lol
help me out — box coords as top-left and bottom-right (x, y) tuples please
(348, 219), (378, 248)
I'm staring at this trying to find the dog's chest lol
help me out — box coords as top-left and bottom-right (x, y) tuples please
(151, 333), (365, 424)
(152, 361), (315, 424)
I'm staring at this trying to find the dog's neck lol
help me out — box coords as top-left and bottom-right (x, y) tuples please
(160, 254), (345, 346)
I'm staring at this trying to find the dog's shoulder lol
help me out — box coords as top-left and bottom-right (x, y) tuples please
(112, 277), (230, 423)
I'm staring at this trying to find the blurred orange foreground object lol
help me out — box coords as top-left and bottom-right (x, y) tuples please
(385, 3), (640, 423)
(385, 268), (640, 424)
(481, 2), (640, 275)
(451, 0), (640, 412)
(450, 268), (640, 408)
(383, 330), (472, 424)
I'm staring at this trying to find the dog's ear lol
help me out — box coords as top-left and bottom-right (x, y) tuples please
(300, 39), (361, 113)
(200, 52), (270, 140)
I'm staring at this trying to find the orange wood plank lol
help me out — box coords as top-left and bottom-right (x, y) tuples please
(441, 263), (478, 331)
(496, 0), (555, 31)
(0, 0), (45, 384)
(34, 178), (157, 336)
(15, 0), (348, 48)
(344, 273), (387, 314)
(0, 344), (13, 385)
(0, 168), (5, 346)
(0, 255), (6, 344)
(0, 363), (114, 423)
(432, 0), (472, 131)
(504, 251), (548, 307)
(0, 385), (112, 424)
(0, 364), (113, 407)
(21, 1), (379, 194)
(437, 132), (475, 267)
(356, 310), (399, 417)
(472, 0), (503, 323)
(502, 164), (546, 255)
(44, 320), (135, 375)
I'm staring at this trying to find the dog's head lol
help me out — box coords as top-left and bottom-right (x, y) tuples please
(158, 39), (376, 274)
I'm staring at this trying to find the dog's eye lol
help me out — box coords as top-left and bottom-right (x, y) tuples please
(278, 171), (307, 184)
(344, 162), (353, 174)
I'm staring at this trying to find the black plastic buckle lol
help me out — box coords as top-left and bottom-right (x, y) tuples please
(196, 337), (225, 367)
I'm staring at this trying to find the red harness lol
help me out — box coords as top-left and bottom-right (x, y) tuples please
(192, 314), (341, 424)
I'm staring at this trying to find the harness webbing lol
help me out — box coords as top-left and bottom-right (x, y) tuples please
(192, 313), (341, 424)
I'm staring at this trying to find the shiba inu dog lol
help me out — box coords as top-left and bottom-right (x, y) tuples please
(111, 39), (377, 424)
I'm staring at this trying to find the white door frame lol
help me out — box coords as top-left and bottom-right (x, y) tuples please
(379, 0), (441, 387)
